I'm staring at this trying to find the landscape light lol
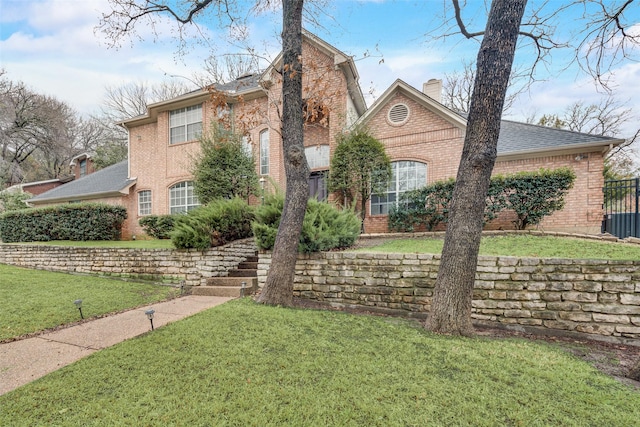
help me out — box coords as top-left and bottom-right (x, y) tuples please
(241, 281), (247, 297)
(145, 309), (155, 331)
(74, 299), (84, 319)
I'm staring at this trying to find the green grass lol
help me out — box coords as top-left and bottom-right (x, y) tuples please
(0, 265), (179, 341)
(1, 299), (638, 426)
(7, 239), (175, 249)
(357, 234), (640, 260)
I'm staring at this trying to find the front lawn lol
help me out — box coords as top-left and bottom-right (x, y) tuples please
(1, 299), (638, 426)
(358, 234), (640, 260)
(0, 264), (179, 342)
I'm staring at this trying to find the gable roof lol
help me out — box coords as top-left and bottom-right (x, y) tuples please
(359, 79), (625, 159)
(121, 32), (367, 128)
(357, 79), (467, 129)
(261, 31), (367, 117)
(28, 161), (136, 205)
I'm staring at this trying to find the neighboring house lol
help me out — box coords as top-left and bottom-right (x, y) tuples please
(5, 176), (74, 197)
(29, 32), (624, 239)
(70, 153), (95, 179)
(28, 161), (137, 236)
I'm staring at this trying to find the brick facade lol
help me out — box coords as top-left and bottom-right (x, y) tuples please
(115, 34), (618, 239)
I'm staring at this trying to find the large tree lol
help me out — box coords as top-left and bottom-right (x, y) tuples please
(427, 0), (528, 335)
(257, 0), (307, 306)
(428, 0), (639, 335)
(99, 0), (308, 306)
(0, 75), (84, 185)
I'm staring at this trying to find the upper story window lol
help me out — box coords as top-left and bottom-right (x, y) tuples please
(242, 135), (252, 157)
(169, 181), (200, 214)
(169, 104), (202, 144)
(371, 161), (427, 215)
(259, 129), (269, 175)
(138, 190), (152, 216)
(305, 145), (330, 170)
(79, 159), (87, 177)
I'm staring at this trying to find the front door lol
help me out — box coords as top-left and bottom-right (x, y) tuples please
(309, 171), (327, 201)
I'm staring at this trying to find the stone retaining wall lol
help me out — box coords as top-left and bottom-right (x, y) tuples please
(257, 251), (640, 345)
(0, 239), (257, 287)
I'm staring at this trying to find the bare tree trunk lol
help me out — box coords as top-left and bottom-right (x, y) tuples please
(258, 0), (308, 306)
(427, 0), (527, 335)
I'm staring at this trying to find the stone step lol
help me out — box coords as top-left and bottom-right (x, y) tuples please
(191, 285), (254, 298)
(244, 256), (259, 263)
(238, 261), (258, 270)
(205, 276), (257, 287)
(228, 269), (257, 277)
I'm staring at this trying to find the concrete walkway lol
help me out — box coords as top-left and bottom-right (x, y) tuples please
(0, 295), (232, 396)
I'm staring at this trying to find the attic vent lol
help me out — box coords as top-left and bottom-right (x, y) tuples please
(388, 103), (409, 125)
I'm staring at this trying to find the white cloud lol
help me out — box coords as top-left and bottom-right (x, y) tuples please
(25, 0), (104, 32)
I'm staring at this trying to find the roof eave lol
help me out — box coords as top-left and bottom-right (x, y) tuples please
(28, 180), (137, 205)
(497, 138), (626, 161)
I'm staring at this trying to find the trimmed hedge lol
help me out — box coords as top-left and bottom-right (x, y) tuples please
(139, 215), (175, 239)
(389, 167), (576, 232)
(170, 198), (255, 250)
(0, 203), (127, 242)
(252, 194), (361, 253)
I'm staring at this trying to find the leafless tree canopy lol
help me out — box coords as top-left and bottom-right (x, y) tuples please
(442, 60), (521, 114)
(0, 73), (140, 186)
(437, 0), (639, 89)
(101, 80), (193, 121)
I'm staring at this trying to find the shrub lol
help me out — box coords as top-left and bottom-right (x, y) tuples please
(389, 179), (455, 232)
(251, 194), (284, 252)
(0, 203), (126, 242)
(191, 123), (259, 204)
(328, 128), (391, 222)
(170, 198), (255, 250)
(252, 194), (361, 253)
(501, 167), (576, 230)
(139, 215), (175, 239)
(389, 168), (575, 232)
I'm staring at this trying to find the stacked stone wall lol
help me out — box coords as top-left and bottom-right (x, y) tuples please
(0, 239), (257, 287)
(257, 251), (640, 345)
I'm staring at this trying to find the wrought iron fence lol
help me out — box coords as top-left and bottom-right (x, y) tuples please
(602, 178), (639, 238)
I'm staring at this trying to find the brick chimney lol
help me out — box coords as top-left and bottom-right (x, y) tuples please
(422, 79), (442, 103)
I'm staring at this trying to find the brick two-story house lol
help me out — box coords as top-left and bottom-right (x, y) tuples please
(29, 32), (624, 239)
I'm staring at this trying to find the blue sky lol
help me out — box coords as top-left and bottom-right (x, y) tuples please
(1, 0), (639, 138)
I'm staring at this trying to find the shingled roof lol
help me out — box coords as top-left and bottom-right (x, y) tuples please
(497, 119), (621, 156)
(28, 161), (135, 204)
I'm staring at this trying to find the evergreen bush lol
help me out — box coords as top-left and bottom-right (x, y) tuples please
(170, 198), (255, 250)
(389, 168), (575, 232)
(0, 203), (126, 242)
(252, 194), (360, 253)
(139, 215), (175, 239)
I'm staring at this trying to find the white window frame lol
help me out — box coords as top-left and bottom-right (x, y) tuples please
(138, 190), (152, 216)
(259, 129), (269, 175)
(169, 104), (202, 144)
(370, 161), (427, 215)
(169, 181), (200, 214)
